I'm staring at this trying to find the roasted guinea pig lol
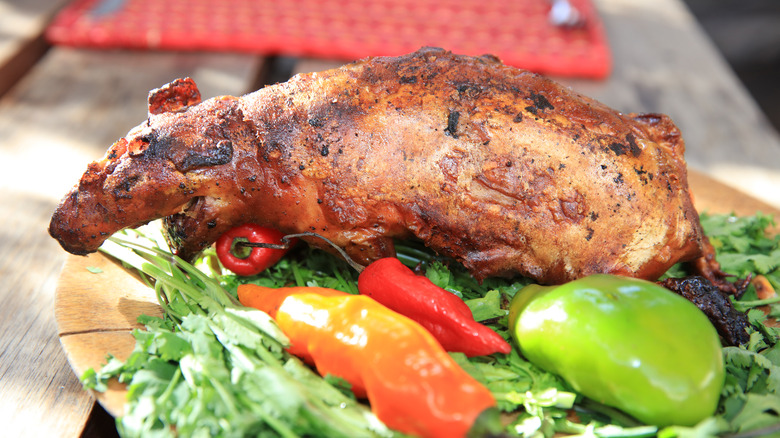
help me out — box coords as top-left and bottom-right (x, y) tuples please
(49, 47), (705, 284)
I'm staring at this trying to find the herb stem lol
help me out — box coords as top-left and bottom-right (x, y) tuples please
(734, 295), (780, 310)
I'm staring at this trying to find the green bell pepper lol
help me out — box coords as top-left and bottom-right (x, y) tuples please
(508, 274), (725, 427)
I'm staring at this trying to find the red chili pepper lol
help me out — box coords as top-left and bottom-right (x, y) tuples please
(215, 224), (291, 276)
(357, 257), (511, 357)
(237, 284), (497, 438)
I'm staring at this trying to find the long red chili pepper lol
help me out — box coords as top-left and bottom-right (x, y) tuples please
(358, 257), (511, 357)
(237, 284), (497, 438)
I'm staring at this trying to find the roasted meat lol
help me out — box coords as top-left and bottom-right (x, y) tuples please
(660, 276), (751, 346)
(49, 47), (706, 284)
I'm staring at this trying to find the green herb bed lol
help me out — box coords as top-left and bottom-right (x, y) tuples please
(84, 213), (780, 438)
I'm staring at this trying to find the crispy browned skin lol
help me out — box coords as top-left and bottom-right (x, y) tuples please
(49, 47), (705, 284)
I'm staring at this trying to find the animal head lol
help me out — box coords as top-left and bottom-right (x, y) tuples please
(48, 78), (257, 255)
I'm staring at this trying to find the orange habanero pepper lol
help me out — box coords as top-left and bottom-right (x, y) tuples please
(237, 284), (496, 438)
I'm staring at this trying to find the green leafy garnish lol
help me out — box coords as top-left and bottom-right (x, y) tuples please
(88, 229), (397, 438)
(83, 213), (780, 437)
(700, 213), (780, 297)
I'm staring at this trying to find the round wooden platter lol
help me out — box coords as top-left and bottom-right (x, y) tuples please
(55, 251), (162, 417)
(54, 169), (780, 418)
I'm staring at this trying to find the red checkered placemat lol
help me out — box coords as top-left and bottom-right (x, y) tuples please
(45, 0), (611, 79)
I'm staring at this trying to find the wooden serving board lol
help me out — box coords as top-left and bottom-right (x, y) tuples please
(54, 169), (780, 418)
(55, 251), (161, 418)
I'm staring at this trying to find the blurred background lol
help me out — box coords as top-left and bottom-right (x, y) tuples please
(3, 0), (779, 134)
(683, 0), (780, 132)
(2, 0), (779, 134)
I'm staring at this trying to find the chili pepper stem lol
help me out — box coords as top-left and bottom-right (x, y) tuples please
(239, 232), (366, 273)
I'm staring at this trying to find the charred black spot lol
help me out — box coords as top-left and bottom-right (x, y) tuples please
(529, 92), (554, 112)
(513, 113), (523, 123)
(321, 145), (330, 156)
(115, 175), (140, 198)
(444, 110), (460, 139)
(608, 142), (629, 156)
(248, 175), (257, 182)
(180, 140), (233, 172)
(308, 117), (324, 127)
(626, 133), (641, 157)
(207, 220), (217, 228)
(179, 183), (186, 189)
(613, 172), (624, 185)
(143, 130), (172, 158)
(299, 164), (306, 170)
(454, 82), (482, 99)
(585, 227), (594, 241)
(634, 166), (650, 184)
(400, 76), (418, 84)
(590, 211), (599, 221)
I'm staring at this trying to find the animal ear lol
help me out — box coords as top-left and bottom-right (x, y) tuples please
(148, 77), (202, 115)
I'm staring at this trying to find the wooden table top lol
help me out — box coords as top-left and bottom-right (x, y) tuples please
(0, 0), (778, 436)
